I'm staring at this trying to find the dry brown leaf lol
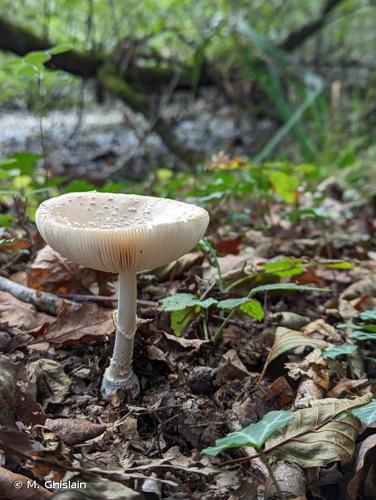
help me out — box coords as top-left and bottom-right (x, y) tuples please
(265, 394), (372, 468)
(285, 349), (330, 390)
(328, 378), (369, 398)
(0, 467), (52, 499)
(261, 327), (329, 378)
(27, 245), (115, 295)
(27, 359), (71, 408)
(216, 349), (253, 383)
(339, 277), (376, 319)
(0, 291), (54, 330)
(162, 331), (208, 349)
(37, 302), (115, 346)
(45, 418), (106, 445)
(262, 376), (294, 408)
(347, 435), (376, 500)
(302, 319), (341, 342)
(153, 252), (204, 280)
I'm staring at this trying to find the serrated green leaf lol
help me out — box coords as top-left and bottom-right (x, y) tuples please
(323, 344), (357, 359)
(349, 331), (376, 341)
(351, 399), (376, 425)
(217, 297), (249, 309)
(202, 410), (293, 456)
(359, 308), (376, 321)
(250, 283), (329, 296)
(239, 299), (264, 320)
(161, 293), (198, 311)
(161, 293), (217, 311)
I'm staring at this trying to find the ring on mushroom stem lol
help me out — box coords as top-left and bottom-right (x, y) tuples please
(35, 191), (210, 398)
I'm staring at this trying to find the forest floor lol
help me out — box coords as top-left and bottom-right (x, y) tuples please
(0, 167), (375, 499)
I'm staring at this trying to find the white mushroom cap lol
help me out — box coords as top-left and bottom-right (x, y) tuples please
(36, 192), (209, 273)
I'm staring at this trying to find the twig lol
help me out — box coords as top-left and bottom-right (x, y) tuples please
(61, 293), (158, 308)
(0, 276), (160, 316)
(0, 276), (69, 315)
(0, 439), (176, 485)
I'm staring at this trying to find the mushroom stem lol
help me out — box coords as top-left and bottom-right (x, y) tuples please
(101, 270), (140, 398)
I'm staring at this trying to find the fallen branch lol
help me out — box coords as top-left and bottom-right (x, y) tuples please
(0, 276), (68, 315)
(0, 276), (159, 315)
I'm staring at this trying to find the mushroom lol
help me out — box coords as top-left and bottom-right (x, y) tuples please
(36, 192), (209, 397)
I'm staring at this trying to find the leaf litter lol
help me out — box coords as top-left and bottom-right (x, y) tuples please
(0, 181), (375, 499)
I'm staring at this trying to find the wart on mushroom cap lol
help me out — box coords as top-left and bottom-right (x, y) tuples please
(36, 192), (210, 398)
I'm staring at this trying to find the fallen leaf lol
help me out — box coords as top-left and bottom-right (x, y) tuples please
(162, 331), (208, 350)
(347, 435), (376, 500)
(285, 349), (330, 389)
(261, 327), (329, 378)
(339, 277), (376, 320)
(262, 376), (294, 409)
(328, 379), (370, 398)
(0, 467), (52, 499)
(153, 252), (204, 280)
(0, 355), (17, 426)
(302, 319), (342, 342)
(0, 291), (54, 330)
(216, 349), (253, 383)
(27, 245), (115, 295)
(27, 359), (71, 408)
(45, 418), (106, 445)
(265, 394), (372, 468)
(213, 235), (242, 256)
(52, 476), (142, 499)
(35, 302), (115, 346)
(0, 356), (44, 427)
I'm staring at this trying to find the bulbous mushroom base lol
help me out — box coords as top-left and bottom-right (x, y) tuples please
(101, 368), (140, 399)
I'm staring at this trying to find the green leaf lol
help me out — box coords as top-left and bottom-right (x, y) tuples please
(351, 399), (376, 425)
(48, 44), (73, 55)
(264, 257), (304, 278)
(359, 309), (376, 321)
(0, 214), (14, 227)
(171, 308), (195, 337)
(3, 152), (41, 175)
(239, 299), (264, 320)
(1, 58), (25, 69)
(324, 261), (354, 270)
(267, 171), (299, 203)
(217, 297), (249, 309)
(24, 51), (51, 67)
(160, 293), (217, 311)
(64, 179), (97, 192)
(202, 410), (293, 456)
(323, 344), (357, 359)
(348, 331), (376, 341)
(250, 283), (329, 296)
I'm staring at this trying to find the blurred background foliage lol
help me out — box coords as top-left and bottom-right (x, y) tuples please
(0, 0), (375, 225)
